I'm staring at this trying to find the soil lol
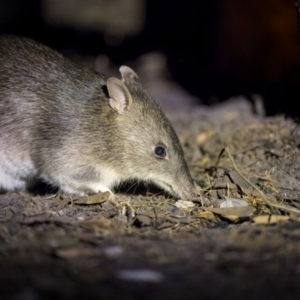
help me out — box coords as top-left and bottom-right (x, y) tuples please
(1, 94), (300, 299)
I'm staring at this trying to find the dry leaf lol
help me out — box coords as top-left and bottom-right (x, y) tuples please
(174, 200), (195, 209)
(193, 211), (215, 220)
(219, 196), (248, 208)
(253, 215), (290, 225)
(73, 192), (110, 204)
(205, 206), (256, 222)
(135, 215), (152, 226)
(54, 197), (73, 210)
(195, 131), (216, 145)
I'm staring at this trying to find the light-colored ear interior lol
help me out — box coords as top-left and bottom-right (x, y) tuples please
(119, 65), (140, 85)
(106, 77), (132, 114)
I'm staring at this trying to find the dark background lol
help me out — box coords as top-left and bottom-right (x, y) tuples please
(1, 0), (299, 118)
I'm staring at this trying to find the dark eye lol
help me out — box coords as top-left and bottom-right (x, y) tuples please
(154, 145), (166, 158)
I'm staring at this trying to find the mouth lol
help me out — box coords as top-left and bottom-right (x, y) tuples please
(158, 181), (180, 199)
(152, 180), (193, 200)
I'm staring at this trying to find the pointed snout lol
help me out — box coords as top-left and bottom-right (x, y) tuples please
(173, 179), (197, 200)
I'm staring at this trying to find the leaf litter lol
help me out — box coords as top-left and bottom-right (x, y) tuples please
(1, 99), (300, 299)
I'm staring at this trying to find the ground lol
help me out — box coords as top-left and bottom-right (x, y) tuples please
(1, 95), (300, 300)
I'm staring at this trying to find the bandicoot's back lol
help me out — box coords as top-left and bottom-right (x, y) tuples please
(0, 35), (195, 199)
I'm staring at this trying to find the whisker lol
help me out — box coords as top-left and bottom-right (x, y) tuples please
(132, 180), (140, 195)
(124, 181), (138, 195)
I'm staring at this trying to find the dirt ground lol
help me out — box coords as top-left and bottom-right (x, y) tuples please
(1, 93), (300, 299)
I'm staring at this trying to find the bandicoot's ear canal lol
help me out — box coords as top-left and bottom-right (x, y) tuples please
(119, 65), (140, 85)
(106, 77), (132, 114)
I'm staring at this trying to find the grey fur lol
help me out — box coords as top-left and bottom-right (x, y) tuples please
(0, 35), (194, 199)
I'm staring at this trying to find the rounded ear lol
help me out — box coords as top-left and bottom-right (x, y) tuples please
(119, 65), (140, 85)
(106, 77), (132, 114)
